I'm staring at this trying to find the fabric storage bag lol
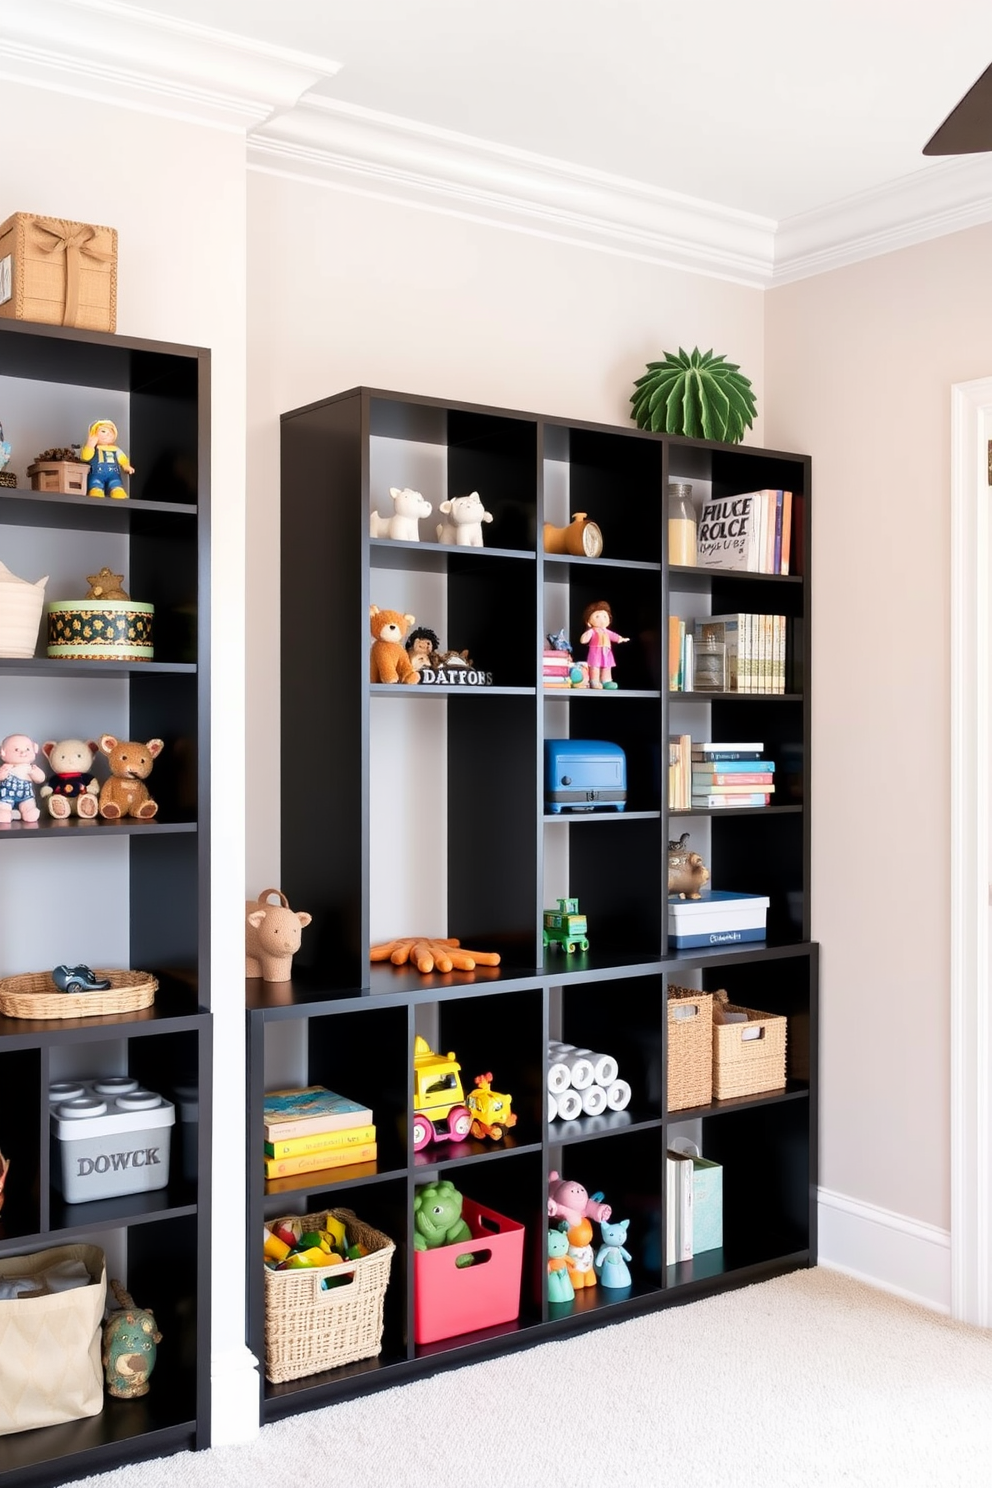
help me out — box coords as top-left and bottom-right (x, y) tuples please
(0, 1243), (106, 1434)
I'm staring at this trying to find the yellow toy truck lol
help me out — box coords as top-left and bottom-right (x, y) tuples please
(466, 1072), (517, 1142)
(412, 1035), (472, 1150)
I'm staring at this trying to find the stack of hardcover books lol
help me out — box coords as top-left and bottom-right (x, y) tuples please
(690, 741), (775, 809)
(263, 1084), (376, 1179)
(543, 649), (588, 688)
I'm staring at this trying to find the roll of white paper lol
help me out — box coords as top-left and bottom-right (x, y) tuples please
(581, 1083), (608, 1116)
(555, 1088), (583, 1121)
(557, 1052), (595, 1089)
(547, 1091), (558, 1122)
(605, 1078), (632, 1111)
(574, 1049), (619, 1087)
(547, 1061), (571, 1095)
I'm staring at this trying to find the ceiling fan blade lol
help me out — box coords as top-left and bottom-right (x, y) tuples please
(923, 62), (992, 154)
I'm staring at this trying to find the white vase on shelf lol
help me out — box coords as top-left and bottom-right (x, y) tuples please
(0, 560), (48, 658)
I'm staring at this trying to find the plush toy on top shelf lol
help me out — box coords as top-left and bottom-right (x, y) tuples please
(369, 487), (432, 542)
(80, 419), (134, 499)
(40, 738), (101, 819)
(0, 733), (45, 825)
(436, 491), (494, 547)
(369, 605), (420, 684)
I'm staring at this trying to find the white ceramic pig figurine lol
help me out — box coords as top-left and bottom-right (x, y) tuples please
(245, 888), (312, 981)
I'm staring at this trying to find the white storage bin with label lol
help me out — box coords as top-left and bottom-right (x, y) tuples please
(50, 1078), (174, 1204)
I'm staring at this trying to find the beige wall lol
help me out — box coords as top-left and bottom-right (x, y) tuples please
(766, 221), (992, 1231)
(245, 168), (766, 887)
(0, 81), (250, 1410)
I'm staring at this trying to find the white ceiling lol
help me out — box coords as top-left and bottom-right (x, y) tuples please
(5, 0), (992, 284)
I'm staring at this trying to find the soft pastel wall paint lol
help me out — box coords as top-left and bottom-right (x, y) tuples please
(765, 221), (992, 1242)
(0, 82), (253, 1435)
(245, 167), (766, 892)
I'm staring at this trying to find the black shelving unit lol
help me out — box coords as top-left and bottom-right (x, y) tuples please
(248, 386), (816, 1423)
(0, 320), (211, 1487)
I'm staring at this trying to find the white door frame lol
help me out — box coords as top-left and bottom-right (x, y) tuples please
(950, 375), (992, 1326)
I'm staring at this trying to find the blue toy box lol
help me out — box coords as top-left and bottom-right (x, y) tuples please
(545, 739), (626, 813)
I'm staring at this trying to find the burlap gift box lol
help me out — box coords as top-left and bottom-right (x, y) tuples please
(0, 213), (117, 332)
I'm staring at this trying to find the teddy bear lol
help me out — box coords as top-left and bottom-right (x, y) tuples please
(369, 605), (420, 684)
(40, 738), (101, 818)
(98, 734), (164, 820)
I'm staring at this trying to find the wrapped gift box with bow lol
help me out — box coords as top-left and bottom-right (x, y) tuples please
(0, 213), (117, 332)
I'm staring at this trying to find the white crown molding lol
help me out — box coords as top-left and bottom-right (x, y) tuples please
(0, 0), (342, 131)
(2, 5), (991, 277)
(248, 98), (779, 288)
(772, 156), (992, 284)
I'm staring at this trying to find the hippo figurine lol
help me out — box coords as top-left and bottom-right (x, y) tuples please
(668, 832), (710, 900)
(102, 1279), (162, 1398)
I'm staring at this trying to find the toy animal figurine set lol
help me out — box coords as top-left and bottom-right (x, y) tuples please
(370, 487), (495, 546)
(547, 1172), (632, 1301)
(369, 604), (492, 686)
(0, 731), (165, 826)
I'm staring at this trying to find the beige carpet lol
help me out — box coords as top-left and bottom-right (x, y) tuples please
(61, 1268), (992, 1488)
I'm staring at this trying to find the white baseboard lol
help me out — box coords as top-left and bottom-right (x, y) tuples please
(209, 1345), (262, 1445)
(817, 1187), (951, 1314)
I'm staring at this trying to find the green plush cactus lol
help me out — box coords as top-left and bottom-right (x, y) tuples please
(630, 347), (757, 443)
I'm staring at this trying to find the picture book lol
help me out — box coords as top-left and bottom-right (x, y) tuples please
(263, 1085), (374, 1139)
(263, 1142), (378, 1179)
(696, 492), (759, 571)
(691, 742), (764, 754)
(264, 1124), (377, 1159)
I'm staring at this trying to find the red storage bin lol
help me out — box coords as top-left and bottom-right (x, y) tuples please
(413, 1198), (525, 1344)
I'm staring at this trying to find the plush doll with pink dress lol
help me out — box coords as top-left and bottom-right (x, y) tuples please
(579, 600), (629, 689)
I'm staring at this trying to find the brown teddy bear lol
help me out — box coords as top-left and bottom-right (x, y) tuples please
(98, 735), (164, 820)
(370, 605), (420, 684)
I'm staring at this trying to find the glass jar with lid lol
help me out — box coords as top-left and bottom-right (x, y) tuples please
(668, 482), (697, 566)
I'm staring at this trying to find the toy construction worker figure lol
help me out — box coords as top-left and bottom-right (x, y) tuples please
(81, 418), (134, 498)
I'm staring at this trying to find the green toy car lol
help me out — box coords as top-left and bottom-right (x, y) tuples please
(543, 897), (589, 953)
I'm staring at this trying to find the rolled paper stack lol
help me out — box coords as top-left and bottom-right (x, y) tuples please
(547, 1041), (629, 1122)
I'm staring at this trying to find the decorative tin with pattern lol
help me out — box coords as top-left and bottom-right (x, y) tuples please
(47, 598), (154, 661)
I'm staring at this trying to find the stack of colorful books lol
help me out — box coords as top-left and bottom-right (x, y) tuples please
(263, 1084), (376, 1179)
(543, 649), (589, 688)
(690, 742), (775, 809)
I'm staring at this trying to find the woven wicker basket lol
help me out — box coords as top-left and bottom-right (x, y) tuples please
(667, 985), (713, 1110)
(264, 1208), (395, 1383)
(0, 969), (157, 1020)
(712, 1003), (787, 1099)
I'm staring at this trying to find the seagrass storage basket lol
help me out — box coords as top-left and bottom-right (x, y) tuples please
(0, 970), (157, 1021)
(263, 1207), (394, 1383)
(667, 986), (713, 1110)
(712, 1001), (787, 1099)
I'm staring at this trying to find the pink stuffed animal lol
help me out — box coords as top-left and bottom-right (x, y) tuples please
(547, 1171), (612, 1227)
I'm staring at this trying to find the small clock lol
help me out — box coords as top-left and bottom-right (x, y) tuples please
(544, 511), (605, 558)
(576, 517), (604, 558)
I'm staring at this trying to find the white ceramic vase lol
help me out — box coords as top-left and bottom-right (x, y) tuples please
(0, 560), (49, 658)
